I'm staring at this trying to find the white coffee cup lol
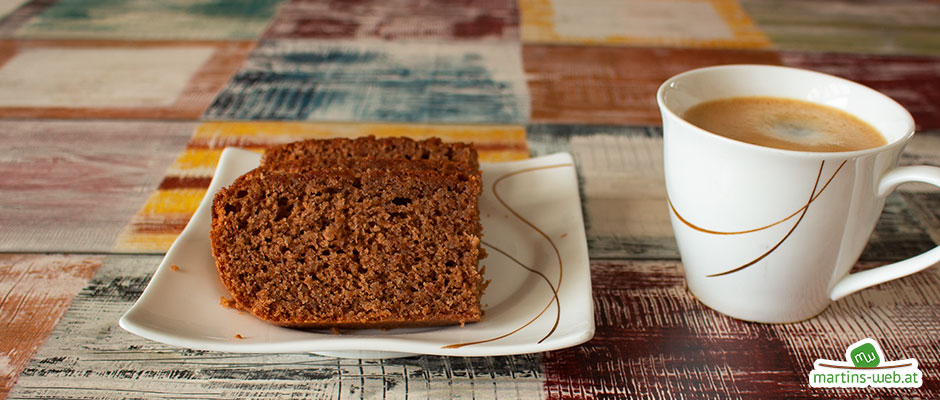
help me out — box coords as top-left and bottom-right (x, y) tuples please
(657, 64), (940, 323)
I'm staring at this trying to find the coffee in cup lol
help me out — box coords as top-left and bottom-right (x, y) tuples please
(682, 96), (887, 152)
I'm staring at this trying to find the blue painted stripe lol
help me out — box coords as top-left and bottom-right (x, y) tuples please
(205, 41), (529, 123)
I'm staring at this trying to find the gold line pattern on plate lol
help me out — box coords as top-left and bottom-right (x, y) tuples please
(667, 160), (846, 277)
(443, 163), (573, 349)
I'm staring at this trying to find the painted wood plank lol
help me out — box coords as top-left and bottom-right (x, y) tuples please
(9, 255), (940, 398)
(740, 0), (940, 57)
(527, 124), (677, 260)
(525, 124), (940, 261)
(0, 0), (54, 36)
(542, 260), (940, 399)
(522, 45), (783, 126)
(9, 255), (545, 399)
(203, 40), (530, 124)
(0, 254), (102, 400)
(904, 192), (940, 246)
(902, 132), (940, 178)
(12, 0), (283, 40)
(864, 193), (939, 261)
(0, 40), (253, 120)
(0, 0), (29, 21)
(263, 0), (519, 41)
(520, 0), (771, 49)
(0, 120), (195, 252)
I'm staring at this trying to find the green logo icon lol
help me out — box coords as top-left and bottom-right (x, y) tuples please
(849, 342), (881, 368)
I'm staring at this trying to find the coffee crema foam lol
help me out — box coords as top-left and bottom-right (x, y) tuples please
(682, 96), (887, 152)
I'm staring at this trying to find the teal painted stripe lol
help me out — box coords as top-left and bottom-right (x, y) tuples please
(205, 40), (530, 124)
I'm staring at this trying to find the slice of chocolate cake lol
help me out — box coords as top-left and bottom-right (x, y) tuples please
(210, 154), (485, 329)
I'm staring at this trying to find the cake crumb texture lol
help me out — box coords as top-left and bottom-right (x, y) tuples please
(210, 137), (485, 329)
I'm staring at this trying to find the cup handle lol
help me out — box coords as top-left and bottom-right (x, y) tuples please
(829, 165), (940, 301)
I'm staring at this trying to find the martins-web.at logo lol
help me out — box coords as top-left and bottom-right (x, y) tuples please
(809, 338), (923, 388)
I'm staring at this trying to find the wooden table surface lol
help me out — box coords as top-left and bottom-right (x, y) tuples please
(2, 0), (940, 398)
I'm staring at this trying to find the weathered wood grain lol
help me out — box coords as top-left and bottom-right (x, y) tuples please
(12, 0), (282, 40)
(526, 124), (940, 261)
(0, 0), (30, 24)
(0, 40), (253, 120)
(15, 256), (940, 398)
(8, 255), (545, 399)
(0, 254), (101, 400)
(542, 260), (940, 399)
(0, 120), (195, 252)
(203, 40), (530, 123)
(264, 0), (519, 41)
(520, 0), (771, 49)
(0, 0), (55, 36)
(527, 124), (677, 259)
(740, 0), (940, 57)
(901, 131), (940, 178)
(523, 45), (783, 126)
(0, 1), (939, 398)
(905, 192), (940, 246)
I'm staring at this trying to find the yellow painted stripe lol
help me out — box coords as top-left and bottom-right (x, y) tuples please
(112, 233), (181, 253)
(519, 0), (558, 43)
(171, 149), (223, 171)
(712, 0), (772, 47)
(140, 189), (208, 215)
(479, 150), (531, 162)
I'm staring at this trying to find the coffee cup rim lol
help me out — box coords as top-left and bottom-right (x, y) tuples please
(657, 64), (916, 158)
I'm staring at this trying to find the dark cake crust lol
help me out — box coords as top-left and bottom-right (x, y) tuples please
(261, 136), (480, 172)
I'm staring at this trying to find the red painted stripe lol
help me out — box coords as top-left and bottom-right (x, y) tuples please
(0, 255), (102, 398)
(131, 217), (191, 234)
(158, 176), (213, 190)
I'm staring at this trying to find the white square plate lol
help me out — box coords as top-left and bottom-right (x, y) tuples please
(120, 148), (594, 358)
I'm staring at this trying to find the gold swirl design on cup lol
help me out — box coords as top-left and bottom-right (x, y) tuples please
(667, 160), (847, 277)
